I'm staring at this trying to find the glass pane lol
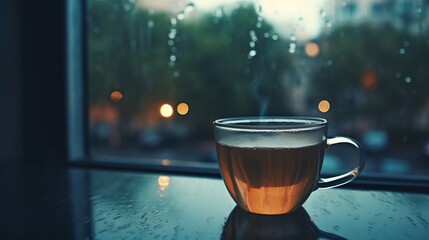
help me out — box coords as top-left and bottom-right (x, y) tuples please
(87, 0), (429, 177)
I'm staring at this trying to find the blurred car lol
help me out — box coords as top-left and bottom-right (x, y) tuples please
(137, 123), (191, 148)
(138, 128), (169, 148)
(90, 122), (116, 145)
(380, 157), (411, 174)
(361, 130), (389, 154)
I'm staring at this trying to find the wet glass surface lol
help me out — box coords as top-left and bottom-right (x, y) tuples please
(1, 165), (427, 239)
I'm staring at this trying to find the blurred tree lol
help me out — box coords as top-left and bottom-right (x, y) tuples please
(87, 1), (293, 136)
(174, 4), (292, 131)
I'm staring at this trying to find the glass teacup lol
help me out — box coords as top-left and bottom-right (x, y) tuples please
(214, 117), (365, 215)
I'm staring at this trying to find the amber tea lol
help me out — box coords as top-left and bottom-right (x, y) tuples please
(216, 142), (324, 215)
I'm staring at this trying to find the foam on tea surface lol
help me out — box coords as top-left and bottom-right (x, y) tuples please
(217, 130), (326, 149)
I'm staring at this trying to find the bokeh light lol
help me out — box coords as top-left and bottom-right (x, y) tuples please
(177, 102), (189, 115)
(158, 176), (170, 192)
(318, 100), (330, 113)
(305, 42), (320, 57)
(160, 104), (174, 118)
(362, 70), (377, 90)
(110, 90), (123, 102)
(161, 159), (171, 166)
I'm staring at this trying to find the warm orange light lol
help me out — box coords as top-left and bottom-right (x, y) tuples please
(161, 159), (171, 166)
(110, 90), (123, 102)
(305, 42), (320, 57)
(362, 70), (377, 90)
(160, 104), (173, 118)
(177, 103), (189, 115)
(158, 176), (170, 189)
(318, 100), (330, 113)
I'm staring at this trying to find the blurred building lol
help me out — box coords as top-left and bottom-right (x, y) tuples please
(331, 0), (429, 35)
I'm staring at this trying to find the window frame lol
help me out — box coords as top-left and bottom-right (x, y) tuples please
(66, 0), (429, 193)
(67, 0), (86, 162)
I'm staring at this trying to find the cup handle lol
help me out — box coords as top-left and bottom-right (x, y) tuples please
(317, 136), (366, 189)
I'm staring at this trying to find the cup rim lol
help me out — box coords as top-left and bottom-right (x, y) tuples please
(213, 116), (327, 130)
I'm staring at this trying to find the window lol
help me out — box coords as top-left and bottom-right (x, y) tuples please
(371, 3), (386, 17)
(341, 2), (358, 19)
(81, 0), (429, 180)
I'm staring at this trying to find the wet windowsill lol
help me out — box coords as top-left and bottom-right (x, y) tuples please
(0, 164), (428, 239)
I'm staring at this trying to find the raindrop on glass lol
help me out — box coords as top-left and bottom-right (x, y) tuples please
(173, 71), (180, 78)
(249, 31), (257, 41)
(147, 20), (154, 28)
(320, 10), (326, 17)
(177, 3), (196, 20)
(264, 32), (270, 38)
(123, 4), (131, 11)
(177, 13), (185, 20)
(183, 3), (195, 15)
(249, 41), (256, 48)
(170, 18), (177, 26)
(327, 59), (333, 66)
(248, 50), (257, 58)
(289, 43), (296, 53)
(272, 34), (279, 40)
(416, 5), (422, 13)
(170, 55), (177, 62)
(256, 22), (262, 28)
(403, 41), (410, 47)
(255, 3), (263, 16)
(290, 34), (296, 41)
(399, 48), (405, 54)
(326, 20), (332, 28)
(168, 29), (177, 39)
(395, 72), (401, 78)
(168, 40), (174, 46)
(404, 77), (412, 83)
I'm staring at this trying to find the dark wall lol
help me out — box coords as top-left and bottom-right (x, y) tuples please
(0, 0), (23, 162)
(0, 0), (67, 164)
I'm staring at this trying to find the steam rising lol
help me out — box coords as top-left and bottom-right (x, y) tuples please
(250, 73), (270, 117)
